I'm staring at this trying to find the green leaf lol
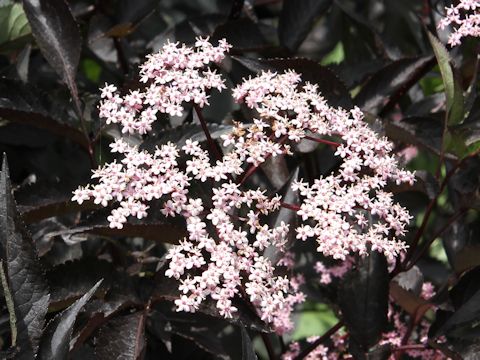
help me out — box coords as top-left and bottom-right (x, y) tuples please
(0, 3), (31, 52)
(427, 31), (464, 125)
(0, 155), (50, 359)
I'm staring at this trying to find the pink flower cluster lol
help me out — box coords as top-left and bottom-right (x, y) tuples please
(314, 258), (353, 285)
(73, 38), (414, 332)
(438, 0), (480, 46)
(98, 38), (230, 134)
(229, 71), (414, 260)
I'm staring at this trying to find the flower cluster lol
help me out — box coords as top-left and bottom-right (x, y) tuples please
(314, 258), (353, 285)
(229, 71), (414, 260)
(98, 38), (230, 134)
(73, 38), (414, 332)
(438, 0), (480, 46)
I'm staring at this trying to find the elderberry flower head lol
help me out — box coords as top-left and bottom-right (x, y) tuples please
(73, 37), (414, 333)
(438, 0), (480, 46)
(98, 37), (231, 134)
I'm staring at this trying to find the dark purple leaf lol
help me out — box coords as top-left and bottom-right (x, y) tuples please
(95, 311), (146, 360)
(338, 252), (389, 352)
(384, 116), (444, 156)
(22, 0), (82, 111)
(0, 155), (50, 359)
(212, 18), (268, 51)
(0, 78), (89, 151)
(46, 259), (116, 310)
(355, 56), (434, 114)
(241, 326), (257, 360)
(278, 0), (333, 52)
(37, 280), (102, 360)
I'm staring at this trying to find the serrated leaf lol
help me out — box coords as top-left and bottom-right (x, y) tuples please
(278, 0), (333, 51)
(95, 312), (146, 360)
(47, 259), (115, 310)
(355, 56), (434, 114)
(0, 78), (89, 151)
(0, 155), (50, 359)
(427, 31), (464, 125)
(338, 252), (389, 351)
(0, 3), (31, 52)
(22, 0), (82, 111)
(384, 116), (443, 156)
(38, 279), (102, 360)
(241, 326), (257, 360)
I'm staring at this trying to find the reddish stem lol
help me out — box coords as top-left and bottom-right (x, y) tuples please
(292, 321), (343, 360)
(304, 135), (340, 148)
(194, 104), (222, 163)
(238, 136), (288, 185)
(281, 202), (300, 211)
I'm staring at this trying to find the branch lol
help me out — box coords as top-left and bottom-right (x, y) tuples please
(292, 321), (343, 360)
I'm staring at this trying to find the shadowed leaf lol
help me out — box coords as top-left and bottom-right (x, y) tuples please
(338, 252), (389, 352)
(241, 326), (257, 360)
(22, 0), (82, 111)
(278, 0), (333, 51)
(355, 56), (434, 114)
(0, 155), (50, 359)
(38, 279), (102, 360)
(95, 312), (146, 360)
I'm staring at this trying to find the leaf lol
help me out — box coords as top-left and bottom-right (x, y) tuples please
(95, 312), (146, 360)
(390, 281), (428, 317)
(212, 18), (268, 50)
(240, 327), (257, 360)
(384, 116), (444, 156)
(354, 56), (434, 114)
(47, 259), (115, 310)
(50, 208), (187, 245)
(0, 155), (50, 359)
(278, 0), (333, 51)
(265, 167), (299, 264)
(37, 279), (102, 360)
(233, 57), (352, 108)
(0, 3), (31, 52)
(0, 78), (89, 151)
(22, 0), (82, 111)
(338, 252), (389, 352)
(427, 31), (464, 125)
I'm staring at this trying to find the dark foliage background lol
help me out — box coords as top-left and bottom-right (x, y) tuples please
(0, 0), (479, 359)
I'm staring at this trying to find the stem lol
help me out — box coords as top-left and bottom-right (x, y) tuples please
(392, 344), (427, 352)
(238, 136), (288, 185)
(304, 136), (340, 148)
(194, 105), (222, 163)
(292, 321), (343, 360)
(261, 333), (276, 360)
(398, 149), (480, 273)
(281, 202), (300, 211)
(405, 209), (468, 270)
